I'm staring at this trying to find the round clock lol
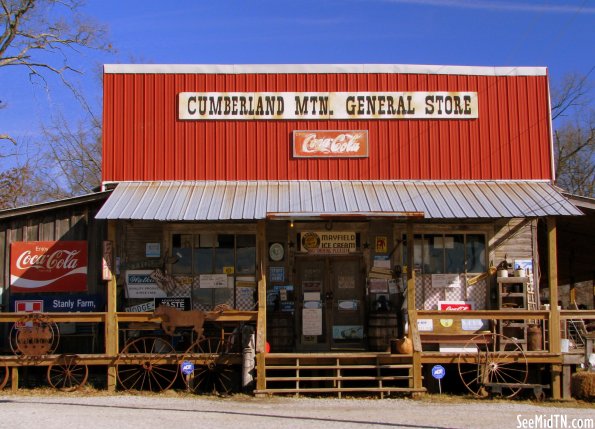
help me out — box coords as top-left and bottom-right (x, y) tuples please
(269, 243), (284, 261)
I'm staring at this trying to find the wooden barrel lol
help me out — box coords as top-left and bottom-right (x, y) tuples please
(368, 313), (398, 351)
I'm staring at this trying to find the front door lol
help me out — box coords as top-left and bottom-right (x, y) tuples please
(295, 256), (366, 351)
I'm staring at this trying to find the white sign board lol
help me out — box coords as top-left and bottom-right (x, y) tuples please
(179, 92), (478, 120)
(303, 308), (322, 336)
(432, 274), (461, 289)
(199, 274), (228, 289)
(125, 270), (167, 298)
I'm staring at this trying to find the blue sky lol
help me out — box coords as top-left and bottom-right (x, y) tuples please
(1, 0), (594, 156)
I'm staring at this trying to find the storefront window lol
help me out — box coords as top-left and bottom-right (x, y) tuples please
(403, 233), (485, 274)
(171, 232), (257, 310)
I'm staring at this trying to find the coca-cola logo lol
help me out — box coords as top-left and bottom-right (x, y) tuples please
(16, 250), (81, 271)
(293, 130), (368, 158)
(301, 133), (362, 154)
(442, 305), (471, 311)
(10, 241), (88, 293)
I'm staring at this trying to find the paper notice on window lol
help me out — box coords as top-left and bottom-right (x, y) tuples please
(199, 274), (228, 288)
(302, 308), (322, 336)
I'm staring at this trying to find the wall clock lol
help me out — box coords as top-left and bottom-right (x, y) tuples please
(269, 242), (285, 261)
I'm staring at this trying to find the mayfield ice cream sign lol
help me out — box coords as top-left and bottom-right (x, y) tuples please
(10, 241), (88, 293)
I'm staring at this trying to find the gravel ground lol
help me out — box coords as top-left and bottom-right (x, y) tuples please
(0, 392), (593, 429)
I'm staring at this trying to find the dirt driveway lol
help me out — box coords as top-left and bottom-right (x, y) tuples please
(0, 392), (593, 429)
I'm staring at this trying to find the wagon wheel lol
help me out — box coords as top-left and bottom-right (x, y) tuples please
(47, 354), (88, 391)
(183, 337), (235, 395)
(457, 333), (528, 398)
(0, 362), (8, 390)
(116, 336), (179, 392)
(9, 313), (59, 356)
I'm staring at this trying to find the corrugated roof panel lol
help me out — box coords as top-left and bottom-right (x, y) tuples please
(443, 184), (477, 218)
(183, 184), (206, 220)
(166, 183), (192, 220)
(95, 180), (583, 220)
(427, 183), (457, 218)
(455, 183), (492, 218)
(463, 182), (506, 217)
(229, 182), (247, 220)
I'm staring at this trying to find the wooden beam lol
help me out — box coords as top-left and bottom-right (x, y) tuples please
(547, 217), (561, 400)
(106, 221), (118, 392)
(256, 220), (267, 354)
(406, 223), (423, 392)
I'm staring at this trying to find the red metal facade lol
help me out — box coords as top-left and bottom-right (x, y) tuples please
(102, 70), (553, 182)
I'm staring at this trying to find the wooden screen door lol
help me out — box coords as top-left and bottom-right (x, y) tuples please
(296, 256), (365, 351)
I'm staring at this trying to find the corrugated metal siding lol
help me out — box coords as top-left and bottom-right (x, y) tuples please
(102, 72), (553, 183)
(95, 181), (582, 221)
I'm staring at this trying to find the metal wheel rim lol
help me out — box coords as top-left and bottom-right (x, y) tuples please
(47, 355), (89, 392)
(116, 336), (179, 392)
(183, 337), (234, 395)
(458, 333), (528, 398)
(9, 314), (60, 356)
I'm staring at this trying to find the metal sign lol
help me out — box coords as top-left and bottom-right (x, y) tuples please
(10, 241), (88, 293)
(181, 361), (194, 375)
(293, 130), (368, 158)
(155, 297), (191, 311)
(432, 365), (446, 380)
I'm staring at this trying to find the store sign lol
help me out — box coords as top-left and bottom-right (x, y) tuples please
(293, 131), (368, 158)
(10, 241), (88, 293)
(179, 92), (478, 120)
(300, 232), (356, 254)
(11, 294), (103, 312)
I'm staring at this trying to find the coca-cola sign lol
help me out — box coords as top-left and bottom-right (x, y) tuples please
(293, 130), (368, 158)
(10, 241), (88, 293)
(438, 301), (473, 311)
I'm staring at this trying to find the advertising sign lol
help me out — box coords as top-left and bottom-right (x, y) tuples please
(155, 297), (191, 311)
(10, 241), (88, 293)
(300, 232), (356, 254)
(11, 294), (103, 312)
(125, 270), (167, 298)
(293, 131), (368, 158)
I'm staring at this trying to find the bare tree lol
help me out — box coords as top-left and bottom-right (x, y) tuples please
(551, 70), (595, 198)
(0, 0), (110, 207)
(0, 0), (110, 145)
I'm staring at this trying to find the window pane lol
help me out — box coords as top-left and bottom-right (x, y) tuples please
(236, 234), (256, 274)
(413, 234), (423, 270)
(192, 288), (213, 310)
(193, 247), (213, 274)
(215, 234), (234, 273)
(445, 234), (465, 274)
(172, 233), (192, 274)
(466, 234), (486, 273)
(427, 234), (444, 274)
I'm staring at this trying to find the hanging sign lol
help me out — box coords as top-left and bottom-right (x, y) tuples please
(10, 241), (88, 293)
(300, 232), (356, 254)
(179, 92), (478, 120)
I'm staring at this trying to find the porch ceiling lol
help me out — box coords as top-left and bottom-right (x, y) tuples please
(95, 180), (583, 221)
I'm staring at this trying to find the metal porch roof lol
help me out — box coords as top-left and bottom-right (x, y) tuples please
(95, 181), (582, 221)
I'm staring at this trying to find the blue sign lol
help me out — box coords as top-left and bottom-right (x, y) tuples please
(431, 365), (446, 380)
(181, 361), (194, 375)
(10, 294), (104, 312)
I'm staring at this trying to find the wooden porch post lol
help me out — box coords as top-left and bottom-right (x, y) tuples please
(407, 223), (423, 393)
(106, 220), (119, 392)
(255, 220), (267, 393)
(547, 216), (561, 399)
